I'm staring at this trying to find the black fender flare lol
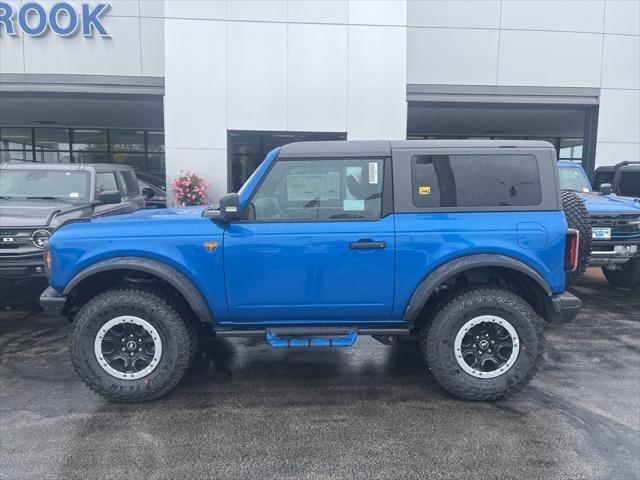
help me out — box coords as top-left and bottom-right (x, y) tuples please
(63, 256), (214, 324)
(403, 254), (552, 323)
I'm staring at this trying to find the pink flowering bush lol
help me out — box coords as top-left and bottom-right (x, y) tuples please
(170, 170), (209, 207)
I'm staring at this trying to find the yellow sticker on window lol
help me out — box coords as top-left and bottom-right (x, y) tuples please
(419, 186), (431, 195)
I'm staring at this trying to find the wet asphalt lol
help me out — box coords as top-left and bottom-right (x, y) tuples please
(1, 268), (639, 480)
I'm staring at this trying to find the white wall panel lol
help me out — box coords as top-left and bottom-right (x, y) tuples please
(348, 25), (406, 140)
(227, 21), (287, 131)
(287, 24), (348, 132)
(165, 148), (228, 203)
(348, 0), (406, 26)
(288, 0), (348, 24)
(165, 0), (225, 20)
(498, 30), (602, 87)
(141, 17), (164, 76)
(23, 16), (141, 75)
(601, 34), (640, 90)
(140, 0), (164, 18)
(597, 89), (640, 143)
(604, 0), (640, 35)
(408, 27), (499, 85)
(164, 19), (226, 149)
(407, 0), (500, 29)
(227, 0), (287, 22)
(0, 34), (24, 73)
(500, 0), (605, 33)
(595, 142), (640, 167)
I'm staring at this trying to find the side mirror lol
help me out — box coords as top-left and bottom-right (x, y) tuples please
(141, 187), (155, 199)
(599, 183), (612, 195)
(202, 193), (241, 222)
(97, 190), (122, 205)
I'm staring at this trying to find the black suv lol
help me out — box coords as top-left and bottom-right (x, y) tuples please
(592, 161), (640, 198)
(0, 163), (144, 302)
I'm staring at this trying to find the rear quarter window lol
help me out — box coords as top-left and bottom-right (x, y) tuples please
(411, 154), (542, 208)
(618, 172), (640, 197)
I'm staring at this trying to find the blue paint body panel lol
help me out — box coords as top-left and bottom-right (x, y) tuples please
(48, 144), (573, 333)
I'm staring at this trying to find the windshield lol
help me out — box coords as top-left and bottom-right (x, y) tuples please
(559, 167), (591, 192)
(0, 169), (91, 200)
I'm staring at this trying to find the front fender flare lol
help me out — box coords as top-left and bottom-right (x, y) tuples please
(403, 254), (552, 323)
(63, 256), (214, 324)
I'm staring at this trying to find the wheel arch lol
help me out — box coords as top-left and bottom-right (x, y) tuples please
(62, 256), (214, 324)
(404, 254), (553, 325)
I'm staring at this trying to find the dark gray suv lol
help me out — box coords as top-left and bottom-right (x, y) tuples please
(0, 163), (144, 302)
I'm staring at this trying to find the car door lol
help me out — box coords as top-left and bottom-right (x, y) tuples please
(223, 156), (395, 325)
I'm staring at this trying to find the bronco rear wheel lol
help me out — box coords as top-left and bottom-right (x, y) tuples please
(70, 287), (194, 402)
(421, 287), (543, 401)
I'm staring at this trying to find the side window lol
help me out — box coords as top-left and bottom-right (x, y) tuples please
(592, 170), (615, 190)
(618, 172), (640, 197)
(411, 154), (542, 208)
(120, 171), (140, 194)
(95, 172), (119, 193)
(250, 158), (384, 221)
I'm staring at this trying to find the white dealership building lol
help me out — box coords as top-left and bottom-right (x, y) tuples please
(0, 0), (638, 202)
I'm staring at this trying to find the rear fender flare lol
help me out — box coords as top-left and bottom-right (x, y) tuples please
(403, 254), (552, 323)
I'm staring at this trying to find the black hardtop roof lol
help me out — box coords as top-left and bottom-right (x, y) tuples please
(0, 162), (135, 173)
(278, 139), (555, 157)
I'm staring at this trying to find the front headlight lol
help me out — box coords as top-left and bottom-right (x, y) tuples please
(32, 229), (51, 248)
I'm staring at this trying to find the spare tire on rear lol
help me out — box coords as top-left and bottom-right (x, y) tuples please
(561, 190), (592, 286)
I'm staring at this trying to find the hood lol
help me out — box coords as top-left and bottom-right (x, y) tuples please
(92, 205), (207, 223)
(0, 199), (93, 228)
(574, 192), (640, 214)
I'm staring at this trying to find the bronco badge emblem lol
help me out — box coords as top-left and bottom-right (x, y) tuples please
(203, 242), (218, 253)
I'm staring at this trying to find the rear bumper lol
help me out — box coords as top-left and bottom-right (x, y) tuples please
(548, 292), (582, 323)
(39, 287), (67, 318)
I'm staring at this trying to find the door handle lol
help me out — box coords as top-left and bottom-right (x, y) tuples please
(349, 241), (386, 250)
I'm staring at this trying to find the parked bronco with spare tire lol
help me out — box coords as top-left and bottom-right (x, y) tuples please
(40, 140), (581, 402)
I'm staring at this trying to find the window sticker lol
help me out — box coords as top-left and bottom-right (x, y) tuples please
(69, 192), (80, 198)
(418, 186), (431, 195)
(343, 199), (365, 211)
(368, 162), (378, 184)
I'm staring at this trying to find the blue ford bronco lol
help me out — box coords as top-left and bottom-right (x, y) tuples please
(558, 161), (640, 288)
(40, 140), (581, 402)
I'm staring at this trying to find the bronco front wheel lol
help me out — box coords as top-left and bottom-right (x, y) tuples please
(70, 287), (194, 402)
(422, 287), (544, 401)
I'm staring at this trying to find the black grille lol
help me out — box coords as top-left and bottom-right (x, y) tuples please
(590, 214), (640, 235)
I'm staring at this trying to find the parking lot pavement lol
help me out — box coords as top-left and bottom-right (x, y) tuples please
(1, 269), (638, 480)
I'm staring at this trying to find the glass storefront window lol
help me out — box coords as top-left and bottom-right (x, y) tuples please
(146, 154), (165, 176)
(34, 128), (70, 150)
(37, 150), (71, 163)
(0, 128), (32, 150)
(111, 130), (145, 152)
(74, 151), (109, 163)
(147, 131), (165, 152)
(0, 150), (31, 162)
(112, 152), (146, 171)
(73, 129), (108, 151)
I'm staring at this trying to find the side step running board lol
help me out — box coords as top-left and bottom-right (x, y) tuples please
(266, 329), (358, 348)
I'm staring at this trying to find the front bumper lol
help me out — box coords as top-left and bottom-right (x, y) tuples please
(40, 287), (67, 317)
(589, 241), (639, 266)
(548, 292), (582, 323)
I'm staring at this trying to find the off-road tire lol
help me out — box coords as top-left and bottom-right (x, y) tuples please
(602, 258), (640, 289)
(561, 190), (592, 286)
(421, 287), (544, 401)
(70, 287), (195, 402)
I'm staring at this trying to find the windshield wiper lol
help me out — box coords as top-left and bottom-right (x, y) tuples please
(26, 196), (78, 203)
(0, 195), (11, 200)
